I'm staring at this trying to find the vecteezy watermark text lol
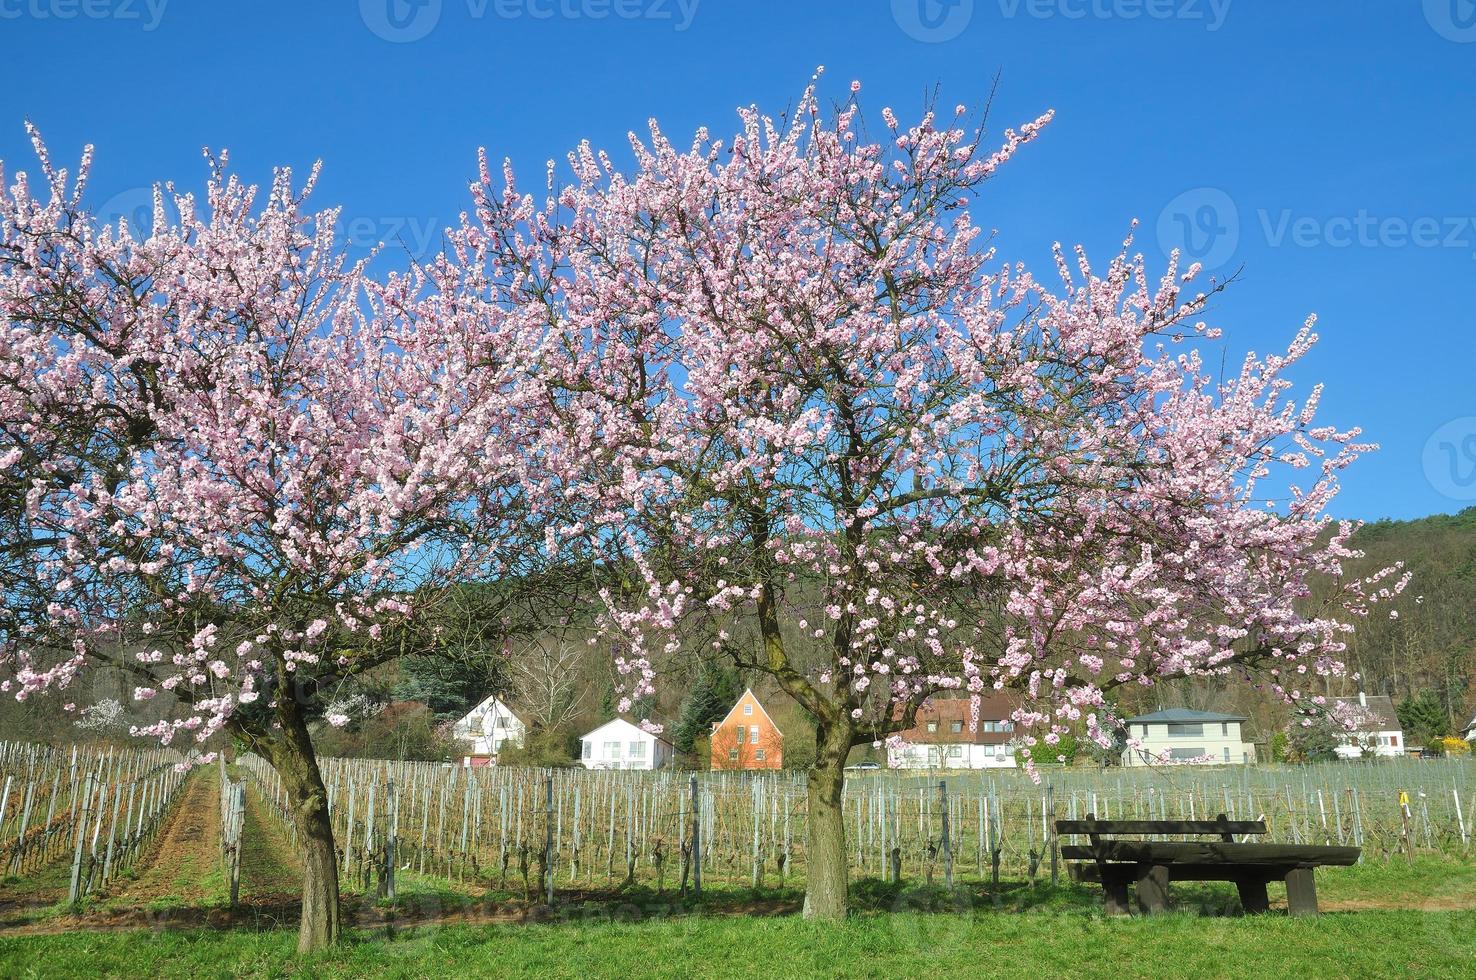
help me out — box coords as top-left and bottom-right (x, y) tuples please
(995, 0), (1231, 30)
(892, 0), (1230, 43)
(360, 0), (699, 43)
(0, 0), (167, 30)
(1158, 188), (1476, 271)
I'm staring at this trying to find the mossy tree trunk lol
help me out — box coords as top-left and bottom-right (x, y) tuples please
(802, 716), (854, 920)
(250, 683), (342, 953)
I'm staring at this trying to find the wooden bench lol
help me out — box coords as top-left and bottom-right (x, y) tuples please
(1055, 814), (1360, 917)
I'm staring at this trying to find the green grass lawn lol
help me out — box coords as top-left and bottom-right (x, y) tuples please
(3, 858), (1473, 978)
(1, 904), (1472, 979)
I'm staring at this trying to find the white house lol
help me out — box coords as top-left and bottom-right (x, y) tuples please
(1331, 693), (1404, 759)
(451, 695), (527, 764)
(579, 718), (674, 770)
(1121, 709), (1256, 767)
(1464, 711), (1476, 743)
(887, 694), (1017, 770)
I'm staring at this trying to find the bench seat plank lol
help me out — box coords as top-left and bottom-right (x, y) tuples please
(1060, 841), (1360, 867)
(1072, 860), (1329, 884)
(1055, 819), (1266, 837)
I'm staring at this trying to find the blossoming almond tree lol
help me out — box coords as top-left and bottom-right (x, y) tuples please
(0, 134), (549, 950)
(501, 77), (1405, 919)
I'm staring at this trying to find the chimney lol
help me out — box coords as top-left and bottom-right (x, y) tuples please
(1359, 691), (1367, 707)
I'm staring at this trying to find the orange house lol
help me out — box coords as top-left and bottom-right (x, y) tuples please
(710, 689), (783, 770)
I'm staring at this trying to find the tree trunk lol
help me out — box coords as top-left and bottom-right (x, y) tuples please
(268, 712), (342, 952)
(803, 719), (852, 920)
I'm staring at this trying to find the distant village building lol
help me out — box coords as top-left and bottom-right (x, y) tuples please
(579, 718), (674, 770)
(710, 689), (783, 770)
(452, 696), (527, 765)
(1464, 711), (1476, 743)
(1121, 709), (1256, 767)
(888, 694), (1017, 770)
(1332, 692), (1404, 759)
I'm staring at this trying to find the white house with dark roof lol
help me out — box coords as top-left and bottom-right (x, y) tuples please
(452, 695), (527, 764)
(579, 718), (674, 770)
(1121, 708), (1256, 766)
(1331, 692), (1404, 759)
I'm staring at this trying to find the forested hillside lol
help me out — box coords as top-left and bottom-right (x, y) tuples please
(1118, 507), (1476, 745)
(1335, 507), (1476, 726)
(7, 509), (1473, 757)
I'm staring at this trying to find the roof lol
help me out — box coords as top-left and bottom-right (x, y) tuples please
(580, 717), (674, 746)
(1332, 695), (1401, 732)
(713, 688), (784, 737)
(1126, 708), (1246, 724)
(456, 694), (529, 728)
(894, 693), (1015, 745)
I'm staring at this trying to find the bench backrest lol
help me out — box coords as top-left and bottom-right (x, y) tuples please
(1055, 814), (1266, 842)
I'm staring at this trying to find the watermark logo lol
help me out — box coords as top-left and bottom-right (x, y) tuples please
(0, 0), (169, 30)
(1157, 187), (1239, 270)
(891, 0), (975, 42)
(1423, 417), (1476, 501)
(360, 0), (442, 43)
(95, 187), (157, 239)
(1423, 0), (1476, 42)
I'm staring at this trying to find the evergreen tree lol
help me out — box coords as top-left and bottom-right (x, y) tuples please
(672, 665), (742, 754)
(1397, 690), (1451, 746)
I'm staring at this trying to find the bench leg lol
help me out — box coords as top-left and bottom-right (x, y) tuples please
(1284, 868), (1318, 917)
(1136, 864), (1170, 915)
(1103, 873), (1132, 917)
(1236, 877), (1270, 915)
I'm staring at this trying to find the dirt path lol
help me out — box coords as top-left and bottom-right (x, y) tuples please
(104, 768), (224, 908)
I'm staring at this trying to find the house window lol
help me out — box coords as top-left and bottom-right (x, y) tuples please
(1166, 723), (1204, 738)
(1392, 733), (1400, 748)
(926, 721), (938, 733)
(629, 741), (646, 758)
(1221, 722), (1229, 737)
(950, 720), (963, 734)
(750, 726), (761, 744)
(1169, 747), (1205, 760)
(604, 741), (621, 757)
(729, 748), (739, 761)
(1222, 747), (1230, 762)
(755, 749), (766, 761)
(744, 703), (753, 715)
(948, 745), (963, 758)
(582, 742), (591, 759)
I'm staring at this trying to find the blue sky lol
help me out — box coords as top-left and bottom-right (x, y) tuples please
(3, 0), (1473, 521)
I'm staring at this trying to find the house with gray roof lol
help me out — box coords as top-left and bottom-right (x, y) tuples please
(1331, 692), (1404, 759)
(1121, 708), (1256, 767)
